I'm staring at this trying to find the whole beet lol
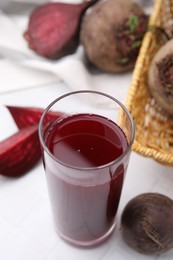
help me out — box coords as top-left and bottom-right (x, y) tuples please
(24, 0), (98, 59)
(80, 0), (148, 73)
(121, 193), (173, 255)
(148, 39), (173, 116)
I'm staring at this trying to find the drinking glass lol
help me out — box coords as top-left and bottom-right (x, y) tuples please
(39, 90), (135, 247)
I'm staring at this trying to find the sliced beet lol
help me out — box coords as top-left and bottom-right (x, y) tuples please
(7, 105), (62, 129)
(0, 126), (41, 177)
(24, 0), (98, 59)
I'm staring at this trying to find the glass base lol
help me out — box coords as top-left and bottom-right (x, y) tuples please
(55, 221), (116, 247)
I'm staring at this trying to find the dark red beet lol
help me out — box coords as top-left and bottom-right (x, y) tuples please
(121, 193), (173, 255)
(0, 126), (41, 177)
(24, 0), (98, 59)
(7, 105), (62, 129)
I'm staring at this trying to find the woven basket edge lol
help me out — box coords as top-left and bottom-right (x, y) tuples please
(132, 140), (173, 166)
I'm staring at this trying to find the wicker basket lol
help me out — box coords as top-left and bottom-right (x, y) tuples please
(125, 0), (173, 166)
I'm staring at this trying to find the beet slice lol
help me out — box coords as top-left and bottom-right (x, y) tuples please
(24, 0), (98, 59)
(7, 105), (62, 129)
(0, 126), (41, 177)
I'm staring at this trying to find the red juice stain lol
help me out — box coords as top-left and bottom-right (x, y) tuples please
(44, 113), (128, 243)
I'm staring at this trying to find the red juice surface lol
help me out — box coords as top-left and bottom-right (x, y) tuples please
(44, 113), (128, 243)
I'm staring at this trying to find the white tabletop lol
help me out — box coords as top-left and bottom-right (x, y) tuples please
(1, 1), (173, 260)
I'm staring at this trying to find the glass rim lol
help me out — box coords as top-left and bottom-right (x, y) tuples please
(38, 90), (135, 170)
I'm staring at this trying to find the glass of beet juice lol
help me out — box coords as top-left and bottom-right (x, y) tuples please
(39, 90), (135, 247)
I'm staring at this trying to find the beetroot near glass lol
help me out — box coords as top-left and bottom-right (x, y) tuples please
(39, 90), (134, 246)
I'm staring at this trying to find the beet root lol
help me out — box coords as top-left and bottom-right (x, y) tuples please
(80, 0), (148, 73)
(121, 193), (173, 255)
(148, 39), (173, 116)
(7, 105), (62, 129)
(0, 126), (41, 177)
(24, 0), (98, 59)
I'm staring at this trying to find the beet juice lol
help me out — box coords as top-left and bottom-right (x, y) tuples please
(43, 113), (128, 245)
